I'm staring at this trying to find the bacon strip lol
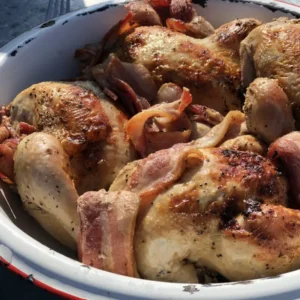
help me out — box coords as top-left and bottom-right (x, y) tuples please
(126, 88), (192, 156)
(195, 111), (245, 148)
(77, 190), (140, 277)
(0, 138), (19, 184)
(92, 55), (155, 115)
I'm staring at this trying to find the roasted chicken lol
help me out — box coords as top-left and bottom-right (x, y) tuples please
(109, 18), (261, 114)
(240, 18), (300, 125)
(107, 142), (293, 282)
(82, 12), (260, 115)
(4, 0), (300, 285)
(7, 81), (135, 249)
(243, 78), (295, 144)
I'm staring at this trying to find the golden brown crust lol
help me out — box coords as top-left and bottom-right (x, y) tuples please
(241, 19), (300, 105)
(114, 18), (260, 114)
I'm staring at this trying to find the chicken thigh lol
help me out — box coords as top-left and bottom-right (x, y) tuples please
(11, 81), (135, 193)
(8, 81), (135, 248)
(109, 143), (292, 282)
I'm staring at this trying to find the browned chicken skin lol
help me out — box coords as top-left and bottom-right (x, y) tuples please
(11, 81), (135, 193)
(110, 18), (261, 114)
(243, 78), (295, 144)
(109, 144), (290, 282)
(10, 81), (136, 249)
(7, 0), (300, 283)
(240, 18), (300, 125)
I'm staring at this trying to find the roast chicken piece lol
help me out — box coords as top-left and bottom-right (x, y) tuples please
(14, 132), (79, 249)
(240, 18), (300, 124)
(110, 143), (291, 282)
(98, 18), (261, 114)
(243, 78), (295, 144)
(11, 81), (135, 193)
(10, 81), (135, 249)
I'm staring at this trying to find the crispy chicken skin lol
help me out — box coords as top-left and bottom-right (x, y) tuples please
(11, 81), (135, 248)
(110, 145), (289, 282)
(113, 18), (261, 114)
(240, 19), (300, 123)
(11, 81), (135, 193)
(14, 133), (79, 250)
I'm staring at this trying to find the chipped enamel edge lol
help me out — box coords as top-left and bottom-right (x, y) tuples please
(1, 0), (300, 299)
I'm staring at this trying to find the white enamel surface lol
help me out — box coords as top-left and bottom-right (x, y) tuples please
(1, 0), (300, 299)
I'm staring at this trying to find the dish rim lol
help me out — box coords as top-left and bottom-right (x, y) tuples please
(1, 0), (300, 299)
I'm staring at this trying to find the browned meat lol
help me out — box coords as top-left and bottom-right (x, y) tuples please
(77, 190), (140, 277)
(169, 0), (194, 22)
(11, 81), (135, 194)
(112, 18), (260, 113)
(92, 55), (156, 115)
(110, 145), (288, 282)
(125, 0), (162, 26)
(240, 18), (300, 125)
(268, 132), (300, 208)
(220, 134), (266, 156)
(243, 78), (295, 144)
(166, 16), (214, 38)
(11, 81), (136, 249)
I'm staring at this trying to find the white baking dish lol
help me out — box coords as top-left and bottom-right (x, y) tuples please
(0, 0), (300, 299)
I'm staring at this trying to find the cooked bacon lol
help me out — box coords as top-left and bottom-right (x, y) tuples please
(92, 55), (156, 115)
(18, 122), (36, 135)
(157, 83), (183, 103)
(195, 111), (245, 148)
(125, 1), (162, 26)
(166, 16), (214, 38)
(111, 143), (203, 218)
(268, 132), (300, 208)
(74, 43), (103, 76)
(0, 138), (19, 184)
(77, 190), (140, 277)
(126, 87), (192, 156)
(189, 104), (224, 126)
